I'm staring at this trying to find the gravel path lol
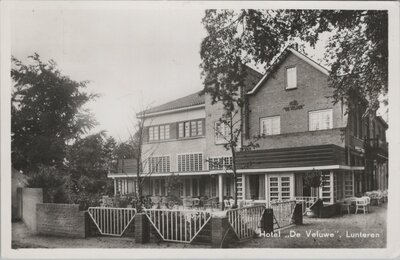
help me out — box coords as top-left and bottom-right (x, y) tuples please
(238, 205), (387, 248)
(12, 205), (386, 248)
(12, 222), (206, 249)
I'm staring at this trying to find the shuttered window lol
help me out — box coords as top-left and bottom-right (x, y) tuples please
(286, 67), (297, 89)
(260, 116), (280, 136)
(309, 109), (333, 131)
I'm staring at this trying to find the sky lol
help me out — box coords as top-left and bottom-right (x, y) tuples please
(10, 7), (387, 142)
(11, 8), (207, 142)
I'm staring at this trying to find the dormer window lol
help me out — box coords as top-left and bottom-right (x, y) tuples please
(286, 66), (297, 90)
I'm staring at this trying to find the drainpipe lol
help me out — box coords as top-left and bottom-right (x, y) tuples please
(218, 174), (223, 209)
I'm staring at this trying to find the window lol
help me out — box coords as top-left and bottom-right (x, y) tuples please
(164, 125), (170, 139)
(191, 121), (197, 136)
(321, 172), (333, 203)
(177, 153), (203, 172)
(197, 120), (203, 135)
(148, 156), (170, 173)
(286, 67), (297, 89)
(208, 156), (233, 170)
(153, 126), (159, 141)
(192, 179), (199, 197)
(159, 125), (165, 140)
(309, 109), (333, 131)
(344, 172), (353, 198)
(260, 116), (280, 136)
(178, 123), (184, 138)
(152, 179), (167, 196)
(149, 125), (170, 141)
(184, 121), (190, 137)
(268, 175), (293, 202)
(149, 127), (154, 141)
(215, 121), (230, 144)
(184, 179), (191, 196)
(178, 119), (204, 138)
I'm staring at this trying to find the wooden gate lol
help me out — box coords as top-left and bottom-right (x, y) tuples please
(226, 205), (265, 240)
(270, 200), (296, 229)
(87, 207), (136, 236)
(145, 209), (211, 243)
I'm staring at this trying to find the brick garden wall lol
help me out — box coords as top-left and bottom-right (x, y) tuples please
(36, 203), (86, 238)
(21, 188), (43, 232)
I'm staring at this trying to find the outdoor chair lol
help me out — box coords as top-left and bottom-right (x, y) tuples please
(340, 199), (352, 214)
(361, 196), (371, 205)
(223, 199), (232, 210)
(182, 198), (193, 208)
(382, 190), (388, 202)
(192, 198), (200, 209)
(210, 197), (219, 209)
(355, 198), (368, 214)
(203, 198), (213, 209)
(369, 192), (383, 206)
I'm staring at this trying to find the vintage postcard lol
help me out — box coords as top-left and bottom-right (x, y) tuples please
(1, 1), (399, 259)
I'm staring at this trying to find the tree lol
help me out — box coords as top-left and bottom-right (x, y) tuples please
(11, 53), (97, 172)
(26, 165), (69, 203)
(113, 141), (135, 160)
(200, 10), (388, 112)
(303, 169), (323, 199)
(201, 10), (387, 208)
(65, 132), (116, 209)
(129, 108), (158, 212)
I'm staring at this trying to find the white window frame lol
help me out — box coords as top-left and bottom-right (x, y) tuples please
(214, 121), (230, 144)
(159, 125), (165, 140)
(197, 120), (203, 136)
(260, 116), (280, 136)
(208, 156), (233, 170)
(286, 66), (297, 90)
(149, 125), (170, 141)
(148, 155), (171, 173)
(177, 153), (203, 172)
(178, 122), (184, 138)
(164, 125), (170, 139)
(149, 127), (154, 141)
(309, 109), (333, 131)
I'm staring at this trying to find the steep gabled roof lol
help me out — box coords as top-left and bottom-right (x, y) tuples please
(247, 48), (330, 95)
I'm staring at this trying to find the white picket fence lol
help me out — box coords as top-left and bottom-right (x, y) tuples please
(295, 197), (318, 215)
(270, 200), (296, 229)
(145, 209), (211, 243)
(87, 207), (136, 236)
(226, 205), (265, 240)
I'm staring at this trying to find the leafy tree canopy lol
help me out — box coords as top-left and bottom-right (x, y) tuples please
(200, 9), (388, 110)
(11, 53), (97, 172)
(65, 132), (116, 208)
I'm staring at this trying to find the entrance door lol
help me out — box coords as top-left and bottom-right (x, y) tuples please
(268, 174), (294, 202)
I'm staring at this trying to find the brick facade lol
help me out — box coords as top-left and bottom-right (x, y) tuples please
(36, 203), (87, 238)
(109, 49), (387, 202)
(246, 53), (347, 149)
